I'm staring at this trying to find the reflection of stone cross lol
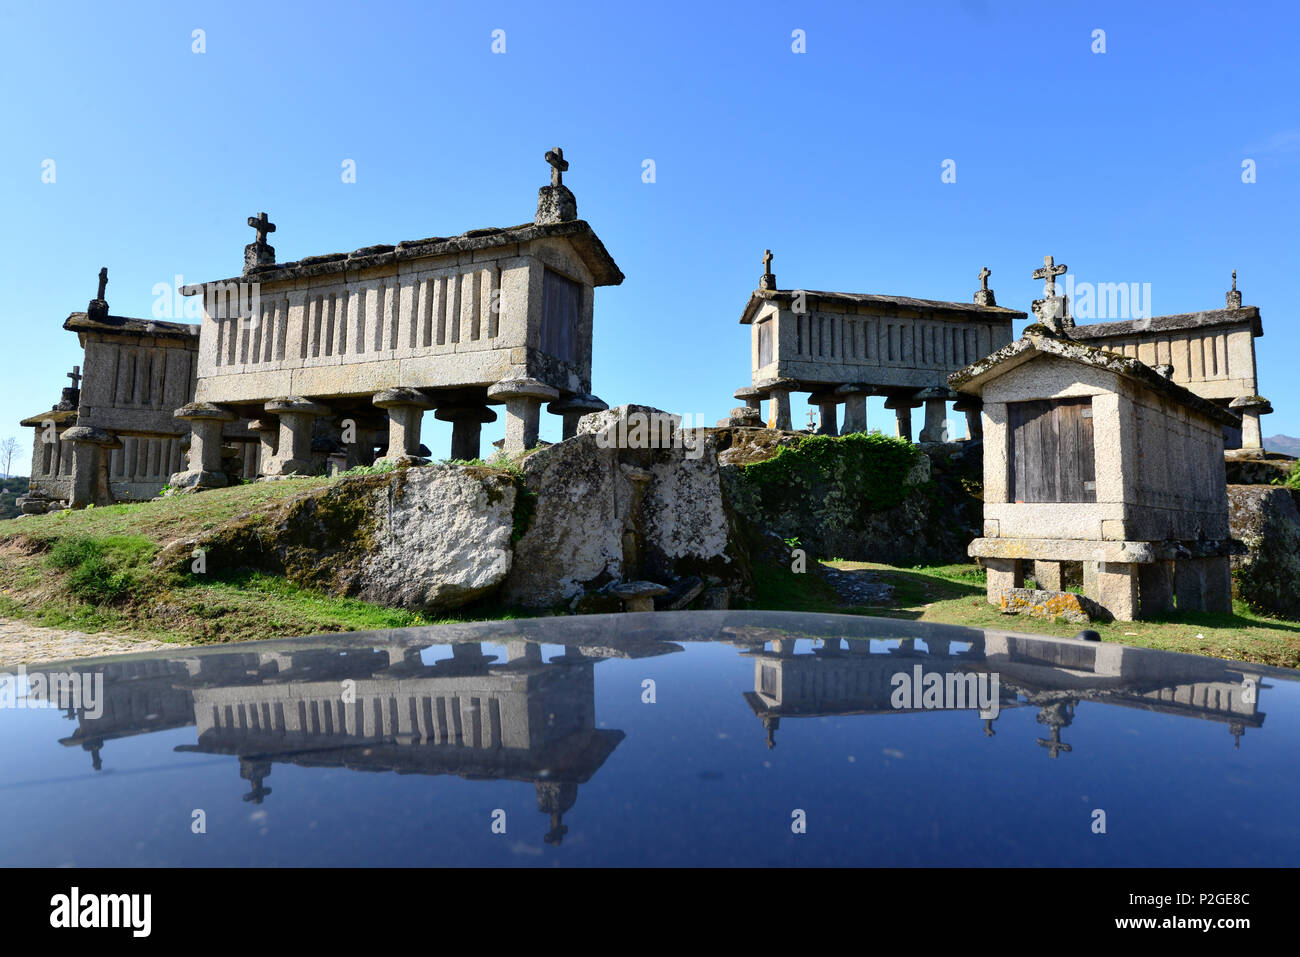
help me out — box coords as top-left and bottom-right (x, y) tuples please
(544, 147), (568, 187)
(763, 249), (773, 275)
(1032, 255), (1067, 298)
(96, 267), (107, 300)
(248, 211), (276, 245)
(67, 365), (82, 389)
(978, 266), (991, 291)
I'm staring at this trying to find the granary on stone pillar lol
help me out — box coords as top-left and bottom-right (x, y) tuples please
(174, 147), (623, 487)
(950, 256), (1240, 622)
(16, 268), (255, 509)
(734, 254), (1024, 441)
(1067, 270), (1270, 452)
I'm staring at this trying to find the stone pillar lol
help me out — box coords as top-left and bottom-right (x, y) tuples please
(264, 397), (330, 476)
(1096, 562), (1139, 622)
(487, 377), (560, 453)
(808, 392), (839, 436)
(836, 383), (871, 434)
(63, 426), (122, 507)
(548, 393), (608, 441)
(436, 404), (498, 461)
(1203, 556), (1233, 612)
(767, 387), (792, 430)
(246, 418), (278, 477)
(953, 394), (983, 442)
(1229, 396), (1271, 451)
(1033, 561), (1064, 592)
(1174, 559), (1206, 612)
(918, 387), (956, 444)
(883, 394), (922, 443)
(734, 386), (763, 412)
(372, 388), (434, 466)
(1138, 561), (1175, 618)
(170, 402), (237, 490)
(984, 558), (1023, 605)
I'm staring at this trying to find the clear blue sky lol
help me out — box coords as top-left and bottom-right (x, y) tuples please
(2, 0), (1297, 470)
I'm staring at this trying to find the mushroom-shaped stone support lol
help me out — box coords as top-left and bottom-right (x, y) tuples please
(435, 403), (498, 461)
(835, 383), (873, 434)
(806, 392), (840, 436)
(951, 393), (983, 442)
(883, 392), (924, 443)
(264, 397), (330, 476)
(756, 377), (799, 431)
(170, 402), (238, 490)
(372, 388), (434, 466)
(1229, 394), (1272, 451)
(917, 386), (958, 444)
(487, 377), (560, 452)
(63, 425), (123, 507)
(246, 418), (279, 475)
(610, 580), (670, 613)
(548, 393), (608, 441)
(733, 386), (764, 412)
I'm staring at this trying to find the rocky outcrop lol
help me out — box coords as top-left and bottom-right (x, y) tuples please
(502, 408), (750, 608)
(1228, 484), (1300, 619)
(157, 465), (517, 611)
(716, 429), (982, 565)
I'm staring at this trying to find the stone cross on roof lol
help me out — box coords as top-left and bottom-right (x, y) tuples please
(544, 147), (568, 187)
(248, 211), (276, 245)
(978, 266), (991, 291)
(96, 267), (107, 300)
(759, 249), (777, 290)
(67, 365), (82, 389)
(1032, 255), (1067, 298)
(1232, 269), (1237, 291)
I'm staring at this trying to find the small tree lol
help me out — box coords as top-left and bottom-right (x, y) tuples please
(0, 437), (19, 479)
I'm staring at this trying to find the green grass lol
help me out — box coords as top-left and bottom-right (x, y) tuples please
(813, 560), (1300, 668)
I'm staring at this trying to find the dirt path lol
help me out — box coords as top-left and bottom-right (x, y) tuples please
(0, 618), (183, 666)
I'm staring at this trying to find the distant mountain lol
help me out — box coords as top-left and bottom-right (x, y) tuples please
(1265, 435), (1300, 457)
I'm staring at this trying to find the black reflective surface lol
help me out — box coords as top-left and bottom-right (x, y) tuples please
(2, 611), (1296, 866)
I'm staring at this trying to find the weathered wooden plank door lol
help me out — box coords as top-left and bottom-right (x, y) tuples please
(541, 269), (582, 364)
(1008, 397), (1095, 502)
(757, 319), (773, 367)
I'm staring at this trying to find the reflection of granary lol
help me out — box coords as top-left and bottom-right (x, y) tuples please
(35, 638), (639, 845)
(732, 254), (1024, 440)
(742, 634), (1015, 749)
(741, 628), (1268, 755)
(982, 632), (1267, 755)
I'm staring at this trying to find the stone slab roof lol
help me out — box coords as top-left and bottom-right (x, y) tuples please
(63, 312), (199, 340)
(948, 330), (1241, 427)
(1069, 306), (1262, 341)
(739, 288), (1027, 325)
(181, 219), (624, 294)
(20, 407), (79, 427)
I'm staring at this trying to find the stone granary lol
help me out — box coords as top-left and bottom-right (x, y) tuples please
(951, 257), (1240, 622)
(17, 269), (254, 511)
(732, 252), (1025, 441)
(1068, 271), (1270, 451)
(171, 147), (622, 489)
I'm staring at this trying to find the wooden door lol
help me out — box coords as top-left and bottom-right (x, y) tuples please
(1008, 397), (1096, 503)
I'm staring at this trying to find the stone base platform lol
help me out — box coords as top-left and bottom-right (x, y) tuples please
(971, 537), (1233, 622)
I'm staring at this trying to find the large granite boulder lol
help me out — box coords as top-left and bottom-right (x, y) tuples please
(157, 465), (516, 612)
(1228, 484), (1300, 619)
(357, 466), (515, 609)
(502, 412), (750, 608)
